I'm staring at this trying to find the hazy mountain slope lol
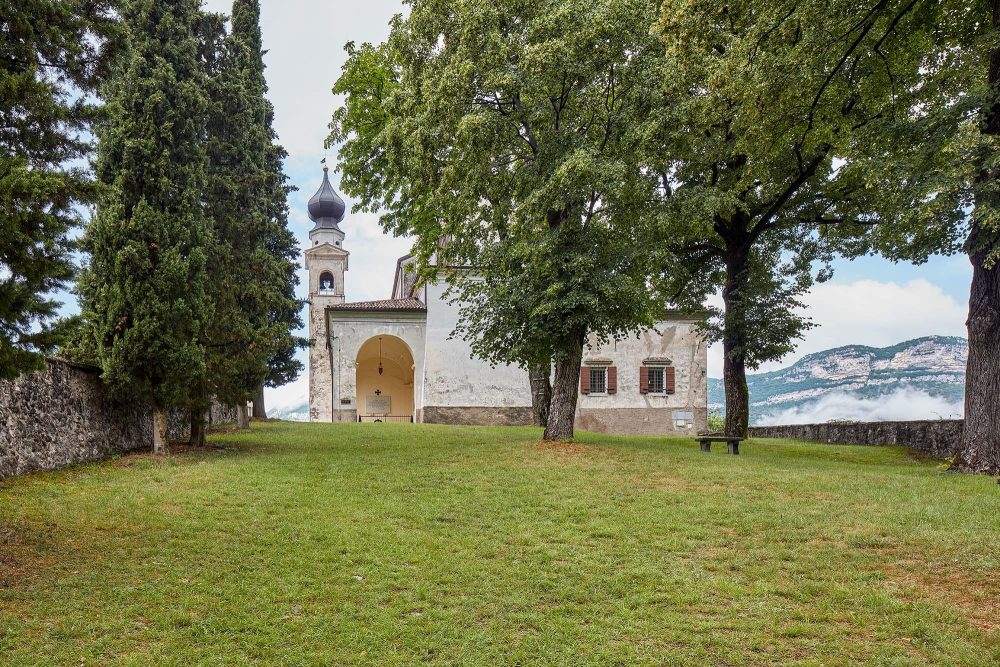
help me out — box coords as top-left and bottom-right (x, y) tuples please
(709, 336), (967, 424)
(268, 401), (309, 422)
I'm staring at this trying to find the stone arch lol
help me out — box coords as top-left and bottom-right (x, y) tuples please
(355, 335), (415, 422)
(318, 271), (335, 295)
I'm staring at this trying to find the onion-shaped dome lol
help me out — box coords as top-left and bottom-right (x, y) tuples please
(308, 166), (346, 229)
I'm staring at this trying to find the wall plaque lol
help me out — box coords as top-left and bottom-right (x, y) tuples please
(367, 395), (391, 414)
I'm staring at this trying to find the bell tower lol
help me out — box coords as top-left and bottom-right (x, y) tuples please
(304, 165), (349, 422)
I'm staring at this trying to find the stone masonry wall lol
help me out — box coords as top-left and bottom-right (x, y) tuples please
(749, 420), (964, 459)
(0, 358), (237, 480)
(421, 406), (535, 426)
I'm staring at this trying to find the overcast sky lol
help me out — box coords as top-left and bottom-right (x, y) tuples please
(83, 0), (976, 412)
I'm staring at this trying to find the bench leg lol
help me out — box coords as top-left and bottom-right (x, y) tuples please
(699, 441), (711, 453)
(728, 440), (739, 455)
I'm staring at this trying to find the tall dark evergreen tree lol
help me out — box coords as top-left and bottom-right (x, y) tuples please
(0, 0), (120, 379)
(78, 0), (213, 453)
(230, 0), (303, 421)
(191, 0), (302, 435)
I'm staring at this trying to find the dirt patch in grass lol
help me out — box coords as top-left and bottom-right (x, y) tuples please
(535, 440), (598, 455)
(0, 522), (60, 590)
(883, 560), (1000, 634)
(112, 443), (238, 469)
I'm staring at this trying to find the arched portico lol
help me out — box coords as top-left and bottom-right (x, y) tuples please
(355, 335), (415, 422)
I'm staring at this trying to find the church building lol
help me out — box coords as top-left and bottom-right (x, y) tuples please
(303, 167), (709, 435)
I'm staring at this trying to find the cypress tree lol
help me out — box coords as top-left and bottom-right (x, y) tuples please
(78, 0), (213, 453)
(0, 0), (119, 379)
(229, 0), (303, 421)
(195, 7), (255, 441)
(191, 0), (301, 436)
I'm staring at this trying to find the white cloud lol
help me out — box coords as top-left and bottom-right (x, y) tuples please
(201, 0), (406, 157)
(756, 387), (964, 425)
(708, 278), (968, 377)
(265, 369), (309, 412)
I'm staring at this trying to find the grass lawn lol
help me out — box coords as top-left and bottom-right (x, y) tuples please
(1, 422), (998, 666)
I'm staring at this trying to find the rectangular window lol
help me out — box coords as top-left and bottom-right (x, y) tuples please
(647, 367), (665, 393)
(589, 367), (607, 394)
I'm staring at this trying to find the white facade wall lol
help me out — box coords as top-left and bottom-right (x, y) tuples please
(579, 322), (707, 410)
(308, 251), (708, 432)
(420, 280), (532, 409)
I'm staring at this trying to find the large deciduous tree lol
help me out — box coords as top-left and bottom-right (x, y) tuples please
(330, 0), (666, 440)
(852, 0), (994, 473)
(78, 0), (213, 453)
(651, 0), (964, 437)
(0, 0), (120, 379)
(952, 0), (1000, 474)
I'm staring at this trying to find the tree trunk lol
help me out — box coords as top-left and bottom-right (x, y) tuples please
(543, 331), (585, 441)
(529, 359), (552, 427)
(237, 402), (250, 429)
(956, 224), (1000, 474)
(722, 249), (751, 438)
(152, 407), (168, 455)
(252, 381), (267, 419)
(189, 408), (207, 447)
(953, 0), (1000, 475)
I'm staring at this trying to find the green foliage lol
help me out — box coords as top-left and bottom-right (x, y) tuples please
(844, 1), (990, 264)
(78, 0), (213, 408)
(705, 411), (725, 432)
(196, 0), (303, 407)
(0, 0), (120, 379)
(649, 0), (979, 433)
(330, 0), (666, 370)
(2, 422), (999, 664)
(655, 0), (930, 361)
(234, 0), (305, 392)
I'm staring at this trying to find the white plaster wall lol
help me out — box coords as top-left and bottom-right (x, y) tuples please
(327, 312), (427, 421)
(421, 280), (532, 408)
(578, 320), (708, 411)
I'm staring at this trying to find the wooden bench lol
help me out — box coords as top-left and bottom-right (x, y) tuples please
(694, 435), (745, 455)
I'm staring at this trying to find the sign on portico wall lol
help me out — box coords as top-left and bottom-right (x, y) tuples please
(367, 394), (391, 415)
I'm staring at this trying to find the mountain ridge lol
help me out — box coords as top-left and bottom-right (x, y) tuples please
(709, 335), (967, 424)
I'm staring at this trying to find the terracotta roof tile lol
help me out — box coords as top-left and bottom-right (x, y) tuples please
(327, 297), (426, 313)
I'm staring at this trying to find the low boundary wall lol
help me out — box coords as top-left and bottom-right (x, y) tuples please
(749, 419), (964, 459)
(1, 358), (237, 480)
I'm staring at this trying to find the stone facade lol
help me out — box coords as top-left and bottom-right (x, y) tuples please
(749, 420), (964, 459)
(304, 241), (348, 423)
(314, 273), (709, 434)
(576, 317), (709, 435)
(0, 359), (237, 480)
(577, 407), (709, 436)
(325, 310), (427, 422)
(421, 406), (535, 426)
